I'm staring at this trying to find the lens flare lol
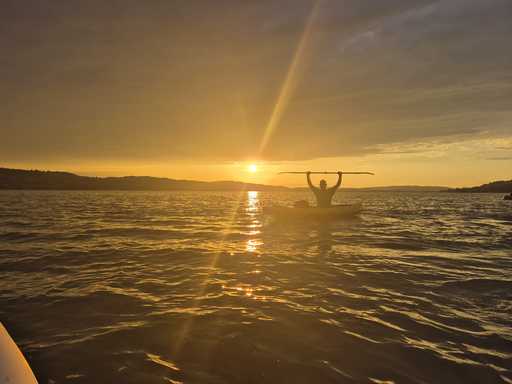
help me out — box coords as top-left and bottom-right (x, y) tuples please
(258, 1), (323, 157)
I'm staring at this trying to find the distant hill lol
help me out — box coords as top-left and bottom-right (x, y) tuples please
(0, 167), (486, 192)
(0, 168), (290, 192)
(443, 180), (512, 193)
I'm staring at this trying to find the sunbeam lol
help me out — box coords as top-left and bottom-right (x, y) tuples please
(258, 0), (324, 157)
(172, 189), (257, 359)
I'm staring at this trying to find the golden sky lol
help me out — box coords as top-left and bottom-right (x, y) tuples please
(1, 0), (511, 188)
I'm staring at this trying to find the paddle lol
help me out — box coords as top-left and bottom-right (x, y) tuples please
(279, 172), (374, 175)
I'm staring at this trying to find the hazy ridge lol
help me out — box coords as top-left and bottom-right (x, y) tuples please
(0, 168), (289, 192)
(2, 167), (508, 192)
(442, 179), (512, 193)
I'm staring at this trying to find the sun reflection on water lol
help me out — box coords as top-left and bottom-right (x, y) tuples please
(245, 239), (262, 253)
(243, 191), (262, 254)
(245, 191), (260, 215)
(218, 191), (266, 300)
(222, 285), (265, 300)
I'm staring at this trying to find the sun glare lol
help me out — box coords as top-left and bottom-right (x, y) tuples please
(249, 165), (257, 172)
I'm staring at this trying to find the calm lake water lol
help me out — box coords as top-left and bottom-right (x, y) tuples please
(0, 190), (511, 384)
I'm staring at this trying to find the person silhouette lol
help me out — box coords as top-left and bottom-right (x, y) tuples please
(306, 171), (342, 208)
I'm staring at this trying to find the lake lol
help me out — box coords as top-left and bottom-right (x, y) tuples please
(0, 190), (511, 383)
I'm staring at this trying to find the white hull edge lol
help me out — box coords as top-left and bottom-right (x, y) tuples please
(0, 323), (38, 384)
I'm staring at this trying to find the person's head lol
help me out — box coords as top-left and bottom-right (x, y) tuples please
(319, 180), (327, 190)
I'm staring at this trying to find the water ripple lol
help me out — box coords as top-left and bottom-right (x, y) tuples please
(0, 191), (511, 383)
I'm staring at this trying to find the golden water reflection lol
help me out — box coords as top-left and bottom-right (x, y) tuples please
(220, 191), (266, 301)
(245, 239), (262, 253)
(243, 191), (262, 254)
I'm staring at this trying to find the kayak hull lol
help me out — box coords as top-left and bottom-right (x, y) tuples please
(0, 323), (38, 384)
(263, 202), (363, 220)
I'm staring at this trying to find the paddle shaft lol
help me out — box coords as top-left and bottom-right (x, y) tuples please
(279, 172), (374, 175)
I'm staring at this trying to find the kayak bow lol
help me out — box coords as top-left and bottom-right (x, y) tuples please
(0, 323), (38, 384)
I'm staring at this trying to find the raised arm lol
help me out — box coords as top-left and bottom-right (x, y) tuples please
(331, 171), (342, 190)
(306, 171), (316, 191)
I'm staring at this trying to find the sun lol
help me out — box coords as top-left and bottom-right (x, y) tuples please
(249, 165), (257, 172)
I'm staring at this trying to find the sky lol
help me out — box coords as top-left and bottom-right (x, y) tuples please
(1, 0), (511, 188)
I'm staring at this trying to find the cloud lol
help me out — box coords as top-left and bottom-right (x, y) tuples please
(0, 0), (511, 165)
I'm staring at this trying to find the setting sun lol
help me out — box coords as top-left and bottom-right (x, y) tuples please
(249, 165), (257, 172)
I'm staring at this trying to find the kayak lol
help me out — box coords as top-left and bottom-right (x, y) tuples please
(0, 323), (38, 384)
(263, 202), (363, 220)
